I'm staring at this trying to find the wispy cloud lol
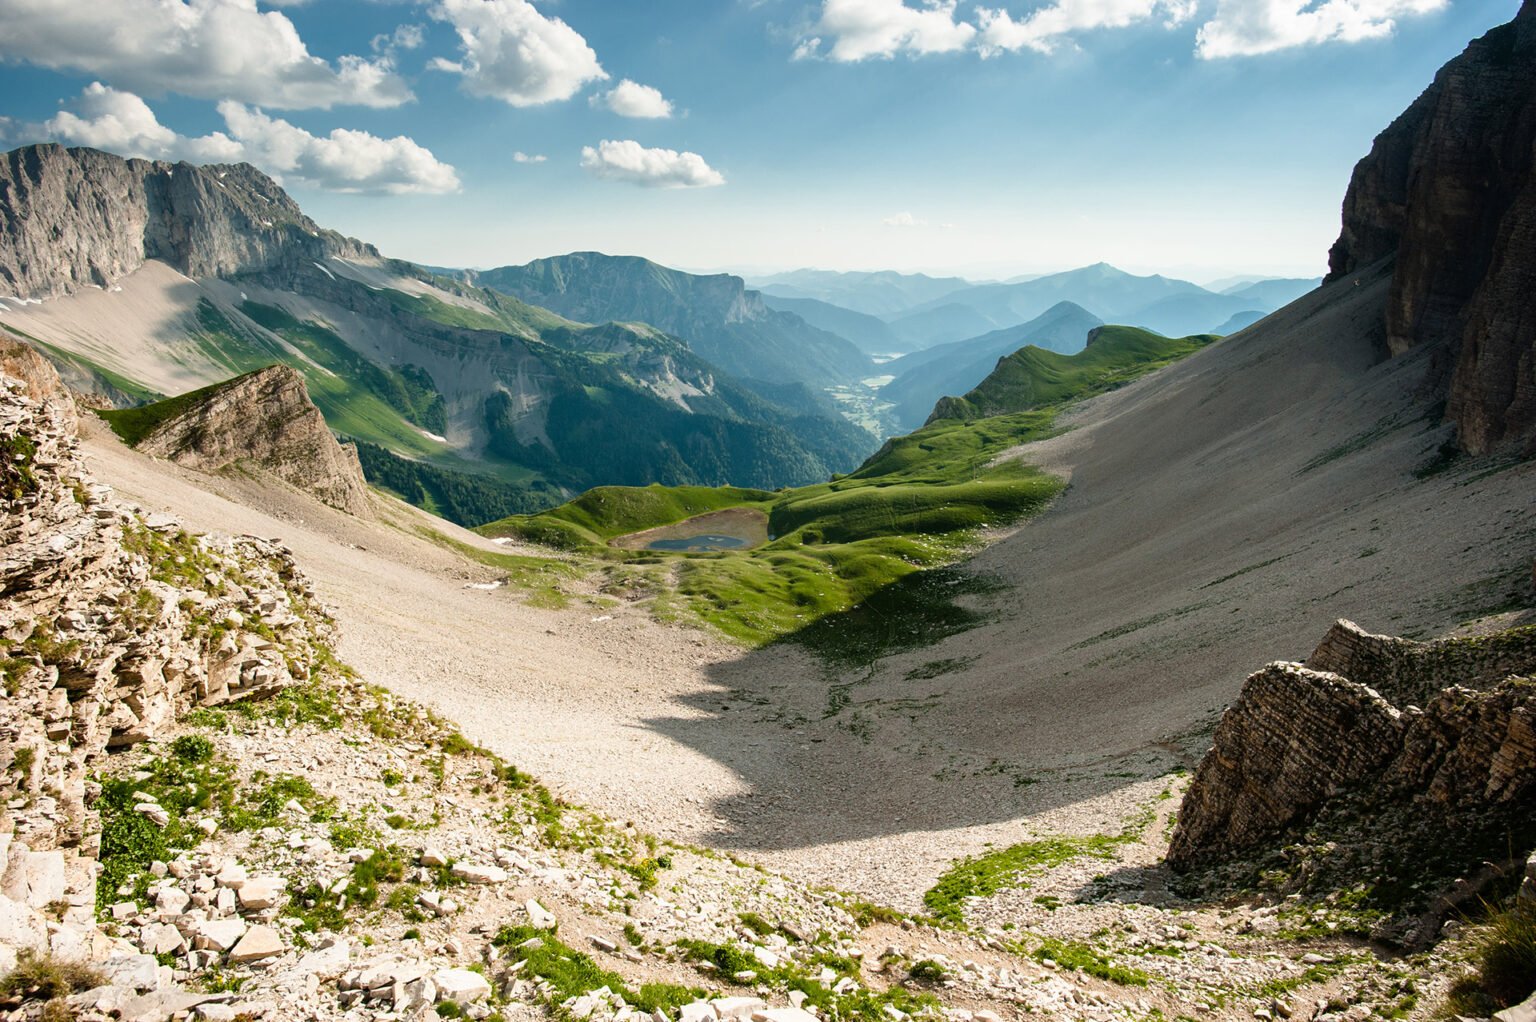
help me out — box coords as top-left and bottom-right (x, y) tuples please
(796, 0), (1443, 61)
(1196, 0), (1447, 58)
(881, 211), (927, 226)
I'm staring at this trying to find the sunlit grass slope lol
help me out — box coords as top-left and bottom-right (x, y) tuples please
(478, 325), (1219, 649)
(929, 326), (1218, 424)
(480, 411), (1064, 645)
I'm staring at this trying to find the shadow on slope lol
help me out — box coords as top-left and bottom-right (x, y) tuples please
(633, 263), (1536, 866)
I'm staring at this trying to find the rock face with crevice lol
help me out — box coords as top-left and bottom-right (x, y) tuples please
(1168, 620), (1536, 896)
(0, 339), (335, 969)
(133, 365), (372, 518)
(0, 143), (374, 301)
(1326, 0), (1536, 453)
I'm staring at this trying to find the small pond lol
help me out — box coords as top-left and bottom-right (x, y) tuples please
(647, 534), (749, 551)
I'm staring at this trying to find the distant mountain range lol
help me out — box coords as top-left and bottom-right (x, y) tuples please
(457, 254), (873, 399)
(748, 268), (972, 317)
(748, 263), (1319, 354)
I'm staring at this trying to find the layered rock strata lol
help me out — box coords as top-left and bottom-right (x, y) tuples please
(1326, 1), (1536, 453)
(1168, 619), (1536, 879)
(0, 338), (333, 970)
(133, 365), (372, 518)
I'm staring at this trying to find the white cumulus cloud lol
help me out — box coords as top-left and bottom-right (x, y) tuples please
(45, 83), (244, 162)
(803, 0), (977, 61)
(512, 151), (547, 163)
(579, 139), (725, 189)
(977, 0), (1196, 55)
(0, 0), (410, 109)
(1195, 0), (1447, 58)
(429, 0), (607, 107)
(41, 84), (459, 194)
(594, 80), (674, 119)
(881, 211), (927, 226)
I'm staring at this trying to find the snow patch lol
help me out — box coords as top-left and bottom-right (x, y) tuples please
(313, 262), (336, 281)
(0, 302), (9, 314)
(464, 580), (504, 591)
(417, 428), (448, 443)
(491, 537), (514, 545)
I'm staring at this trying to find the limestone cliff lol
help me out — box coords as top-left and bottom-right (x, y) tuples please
(1326, 1), (1536, 453)
(0, 144), (374, 301)
(129, 365), (372, 518)
(1168, 620), (1536, 942)
(0, 340), (334, 967)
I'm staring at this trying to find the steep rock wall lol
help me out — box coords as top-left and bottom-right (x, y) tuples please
(0, 144), (374, 301)
(1168, 620), (1536, 875)
(1326, 1), (1536, 453)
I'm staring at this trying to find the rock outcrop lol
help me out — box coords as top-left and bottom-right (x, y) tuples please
(0, 342), (335, 971)
(0, 143), (374, 301)
(1168, 620), (1536, 940)
(132, 365), (372, 518)
(1325, 1), (1536, 453)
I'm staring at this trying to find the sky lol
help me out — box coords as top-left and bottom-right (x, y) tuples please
(0, 0), (1521, 282)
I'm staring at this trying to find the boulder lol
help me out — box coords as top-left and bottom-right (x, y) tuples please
(435, 967), (492, 1004)
(227, 923), (284, 963)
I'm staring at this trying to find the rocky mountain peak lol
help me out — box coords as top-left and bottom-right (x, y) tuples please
(125, 364), (373, 518)
(0, 144), (375, 301)
(1325, 2), (1536, 453)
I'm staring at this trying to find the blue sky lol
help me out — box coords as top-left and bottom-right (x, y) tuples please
(0, 0), (1520, 281)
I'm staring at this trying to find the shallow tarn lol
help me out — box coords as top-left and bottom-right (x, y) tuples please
(610, 507), (771, 551)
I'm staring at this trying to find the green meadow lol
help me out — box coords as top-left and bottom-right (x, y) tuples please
(479, 409), (1065, 648)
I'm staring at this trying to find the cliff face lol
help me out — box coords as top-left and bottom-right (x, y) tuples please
(0, 144), (374, 301)
(1326, 2), (1536, 453)
(133, 365), (372, 518)
(0, 338), (334, 967)
(1168, 619), (1536, 941)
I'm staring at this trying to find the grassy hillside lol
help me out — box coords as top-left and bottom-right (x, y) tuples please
(929, 326), (1219, 424)
(482, 410), (1063, 647)
(96, 376), (243, 446)
(478, 326), (1222, 650)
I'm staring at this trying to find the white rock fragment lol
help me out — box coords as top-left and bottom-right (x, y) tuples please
(435, 967), (492, 1004)
(194, 918), (248, 953)
(228, 923), (284, 963)
(236, 876), (285, 910)
(450, 861), (508, 884)
(526, 898), (557, 929)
